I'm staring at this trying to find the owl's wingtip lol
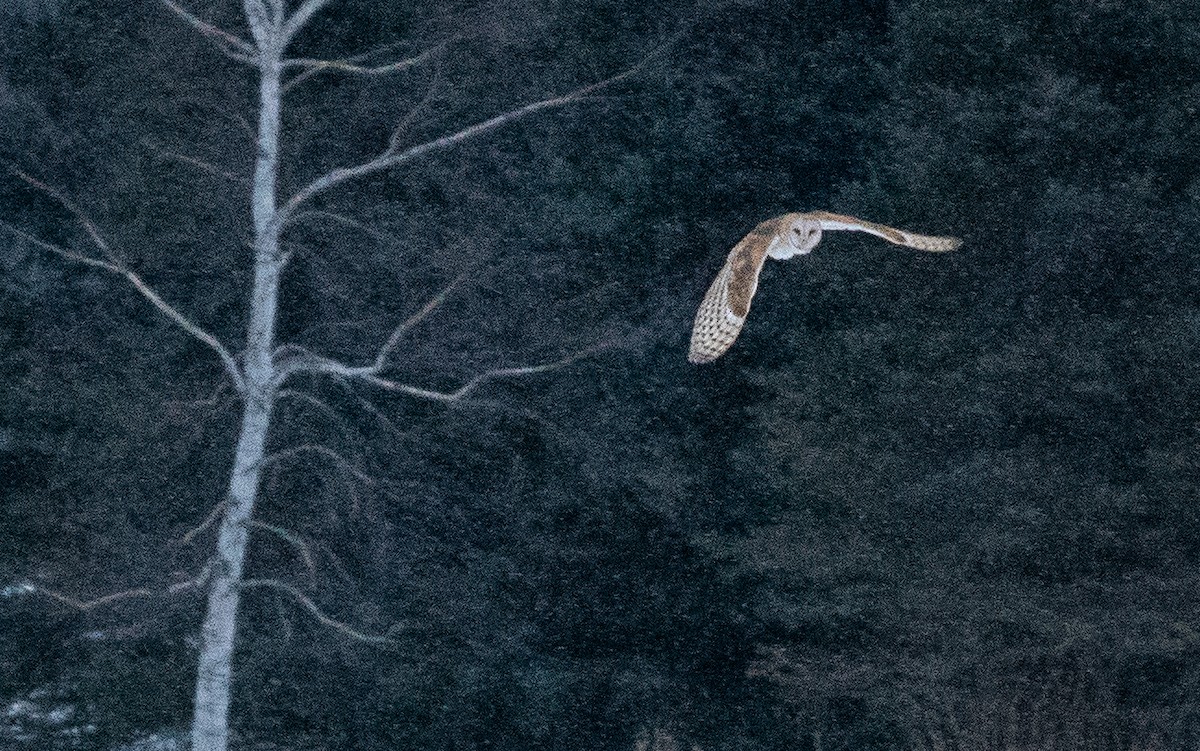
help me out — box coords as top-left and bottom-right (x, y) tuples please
(916, 235), (963, 252)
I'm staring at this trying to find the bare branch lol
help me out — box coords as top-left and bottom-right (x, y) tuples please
(261, 444), (377, 488)
(240, 578), (399, 644)
(284, 209), (404, 246)
(278, 52), (658, 220)
(280, 34), (454, 92)
(261, 441), (374, 511)
(281, 0), (333, 43)
(142, 139), (247, 184)
(35, 566), (212, 611)
(168, 564), (214, 595)
(12, 169), (120, 264)
(387, 52), (447, 152)
(123, 271), (247, 390)
(160, 0), (257, 64)
(277, 388), (357, 441)
(248, 521), (316, 576)
(329, 381), (409, 439)
(372, 268), (470, 371)
(0, 219), (116, 271)
(286, 343), (610, 405)
(5, 170), (247, 393)
(241, 0), (276, 48)
(375, 348), (605, 403)
(38, 586), (154, 610)
(283, 41), (441, 77)
(164, 378), (239, 421)
(173, 498), (229, 547)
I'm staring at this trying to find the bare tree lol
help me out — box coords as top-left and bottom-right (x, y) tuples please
(4, 2), (668, 749)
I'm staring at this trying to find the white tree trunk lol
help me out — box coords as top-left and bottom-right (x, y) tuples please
(191, 30), (284, 751)
(8, 3), (649, 750)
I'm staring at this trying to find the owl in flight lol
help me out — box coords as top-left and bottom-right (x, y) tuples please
(688, 211), (962, 364)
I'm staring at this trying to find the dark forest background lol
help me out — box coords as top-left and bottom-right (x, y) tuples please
(3, 0), (1200, 749)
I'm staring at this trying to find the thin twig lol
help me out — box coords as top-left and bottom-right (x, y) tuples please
(284, 45), (442, 75)
(164, 378), (239, 423)
(278, 335), (610, 403)
(261, 444), (377, 487)
(35, 565), (212, 611)
(277, 388), (357, 443)
(160, 0), (257, 64)
(372, 268), (471, 370)
(248, 521), (317, 576)
(364, 343), (612, 403)
(173, 497), (229, 547)
(240, 578), (398, 644)
(285, 209), (404, 244)
(388, 53), (447, 152)
(282, 39), (448, 93)
(281, 0), (333, 43)
(11, 170), (120, 264)
(142, 139), (247, 183)
(39, 586), (155, 610)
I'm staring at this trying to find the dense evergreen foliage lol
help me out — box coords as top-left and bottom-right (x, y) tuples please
(2, 1), (1199, 749)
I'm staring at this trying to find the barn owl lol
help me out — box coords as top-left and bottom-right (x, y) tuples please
(688, 211), (962, 364)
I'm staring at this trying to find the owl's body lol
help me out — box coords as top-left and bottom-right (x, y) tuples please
(688, 212), (961, 364)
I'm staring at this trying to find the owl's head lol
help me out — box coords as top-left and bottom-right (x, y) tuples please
(767, 214), (823, 259)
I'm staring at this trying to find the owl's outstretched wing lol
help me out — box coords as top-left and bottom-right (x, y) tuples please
(688, 217), (784, 364)
(807, 211), (962, 252)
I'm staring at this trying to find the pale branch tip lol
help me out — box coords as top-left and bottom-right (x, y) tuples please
(277, 388), (359, 443)
(387, 52), (448, 152)
(328, 382), (410, 439)
(272, 268), (469, 384)
(283, 50), (438, 75)
(282, 16), (446, 92)
(240, 578), (398, 645)
(284, 210), (405, 246)
(10, 168), (117, 262)
(142, 140), (247, 183)
(38, 586), (154, 610)
(0, 220), (116, 272)
(276, 339), (607, 405)
(122, 270), (248, 392)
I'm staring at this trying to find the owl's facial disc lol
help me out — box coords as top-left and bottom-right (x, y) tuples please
(791, 223), (820, 253)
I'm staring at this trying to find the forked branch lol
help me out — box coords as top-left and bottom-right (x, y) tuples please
(3, 170), (246, 393)
(371, 269), (470, 371)
(279, 52), (658, 220)
(281, 344), (609, 405)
